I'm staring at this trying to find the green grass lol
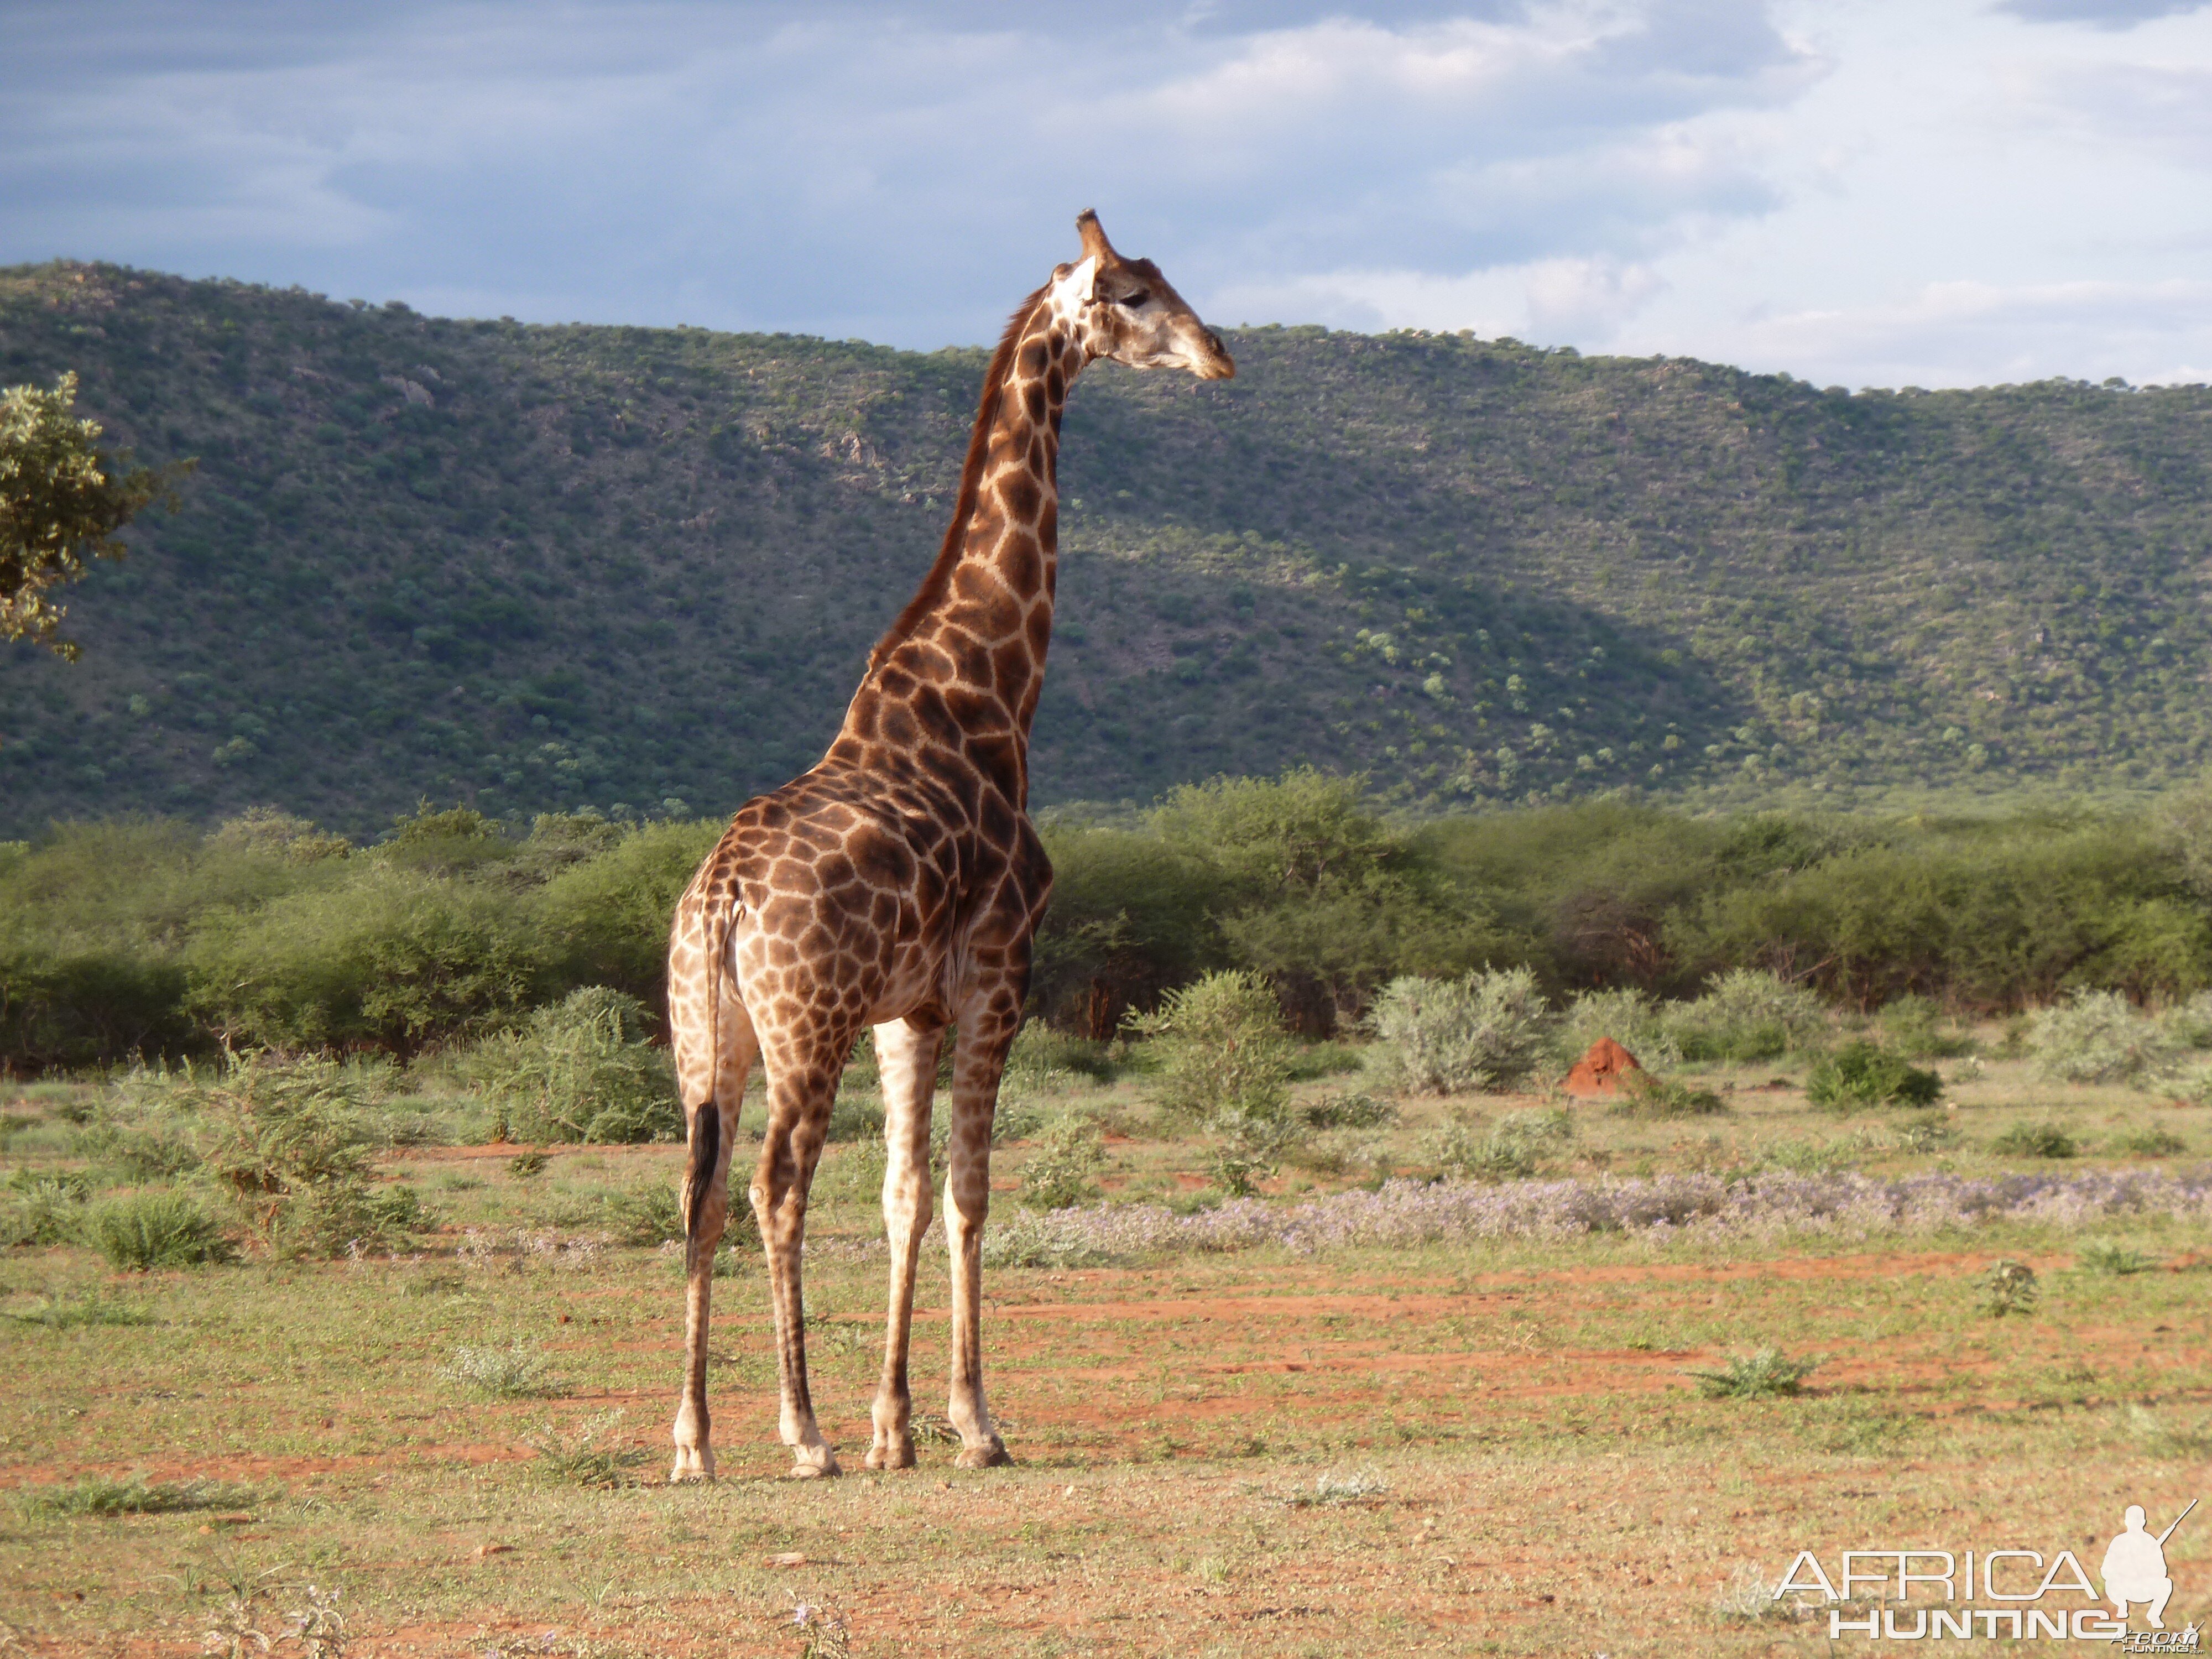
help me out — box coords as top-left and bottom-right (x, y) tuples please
(18, 1475), (258, 1517)
(3, 1290), (158, 1328)
(2077, 1241), (2161, 1276)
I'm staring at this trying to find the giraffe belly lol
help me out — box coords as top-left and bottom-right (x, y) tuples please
(865, 936), (957, 1030)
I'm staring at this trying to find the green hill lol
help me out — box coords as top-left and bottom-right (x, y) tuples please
(3, 259), (2208, 837)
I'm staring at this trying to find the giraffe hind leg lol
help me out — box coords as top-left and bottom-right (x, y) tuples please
(868, 1018), (943, 1470)
(669, 968), (756, 1484)
(754, 1052), (843, 1478)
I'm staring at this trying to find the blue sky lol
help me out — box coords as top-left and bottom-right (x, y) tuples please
(3, 0), (2208, 387)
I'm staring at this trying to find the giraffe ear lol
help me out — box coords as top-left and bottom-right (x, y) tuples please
(1063, 255), (1099, 304)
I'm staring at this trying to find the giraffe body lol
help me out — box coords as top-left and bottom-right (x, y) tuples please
(664, 213), (1233, 1480)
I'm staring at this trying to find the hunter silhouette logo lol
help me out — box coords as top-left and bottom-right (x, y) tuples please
(1771, 1496), (2201, 1644)
(2105, 1501), (2194, 1631)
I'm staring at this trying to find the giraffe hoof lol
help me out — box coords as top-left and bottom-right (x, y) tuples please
(668, 1456), (715, 1485)
(785, 1448), (842, 1479)
(865, 1440), (916, 1471)
(954, 1438), (1012, 1470)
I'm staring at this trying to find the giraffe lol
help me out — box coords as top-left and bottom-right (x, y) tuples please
(663, 211), (1234, 1480)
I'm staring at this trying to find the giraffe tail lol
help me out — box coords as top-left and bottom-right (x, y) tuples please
(682, 889), (737, 1244)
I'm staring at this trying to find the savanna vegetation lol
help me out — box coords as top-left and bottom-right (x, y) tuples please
(7, 771), (2211, 1081)
(3, 260), (2210, 837)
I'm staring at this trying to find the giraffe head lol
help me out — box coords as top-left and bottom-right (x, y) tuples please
(1049, 210), (1235, 381)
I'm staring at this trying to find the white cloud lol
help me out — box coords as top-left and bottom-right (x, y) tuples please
(1214, 252), (1667, 340)
(0, 0), (2207, 386)
(2011, 59), (2212, 165)
(1662, 278), (2212, 387)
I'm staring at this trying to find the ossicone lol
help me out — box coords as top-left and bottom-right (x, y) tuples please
(1076, 210), (1118, 266)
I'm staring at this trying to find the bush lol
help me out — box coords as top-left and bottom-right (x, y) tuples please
(460, 987), (680, 1144)
(441, 1340), (564, 1398)
(1124, 969), (1293, 1123)
(76, 1112), (202, 1181)
(0, 819), (270, 1071)
(1018, 1117), (1106, 1210)
(1876, 994), (1973, 1059)
(1285, 1041), (1368, 1081)
(2162, 991), (2212, 1050)
(604, 1183), (684, 1245)
(1989, 1121), (2078, 1159)
(1804, 1040), (1943, 1112)
(85, 1190), (233, 1269)
(2110, 1128), (2187, 1157)
(1685, 1348), (1818, 1400)
(1558, 987), (1682, 1067)
(2, 1170), (91, 1246)
(290, 1181), (426, 1258)
(1005, 1024), (1117, 1086)
(1299, 1091), (1397, 1129)
(524, 1410), (646, 1488)
(1895, 1113), (1960, 1154)
(534, 818), (723, 1005)
(1978, 1259), (2039, 1317)
(1608, 1072), (1728, 1119)
(1422, 1107), (1572, 1180)
(185, 867), (546, 1056)
(2023, 989), (2183, 1085)
(1665, 969), (1829, 1063)
(1366, 967), (1554, 1094)
(1208, 1108), (1292, 1196)
(825, 1094), (885, 1144)
(192, 1048), (423, 1256)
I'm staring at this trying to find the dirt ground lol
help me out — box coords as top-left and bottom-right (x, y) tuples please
(7, 1217), (2210, 1657)
(7, 1053), (2212, 1656)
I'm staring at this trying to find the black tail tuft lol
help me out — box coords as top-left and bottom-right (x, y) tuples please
(684, 1101), (721, 1240)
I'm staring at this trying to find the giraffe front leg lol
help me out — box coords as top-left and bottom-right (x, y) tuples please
(867, 1019), (942, 1471)
(944, 1000), (1019, 1469)
(756, 1091), (840, 1478)
(671, 1099), (727, 1483)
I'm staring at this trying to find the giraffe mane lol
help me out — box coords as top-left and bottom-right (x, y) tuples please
(866, 281), (1052, 672)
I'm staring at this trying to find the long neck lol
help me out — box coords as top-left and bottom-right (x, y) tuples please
(833, 296), (1082, 806)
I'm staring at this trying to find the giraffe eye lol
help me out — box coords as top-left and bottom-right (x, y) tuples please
(1120, 290), (1150, 308)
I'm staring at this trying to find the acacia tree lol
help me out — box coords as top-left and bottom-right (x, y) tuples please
(1, 372), (188, 658)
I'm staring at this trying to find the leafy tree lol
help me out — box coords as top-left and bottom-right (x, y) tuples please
(1028, 823), (1227, 1036)
(1150, 768), (1392, 893)
(1, 372), (187, 658)
(1150, 768), (1493, 1028)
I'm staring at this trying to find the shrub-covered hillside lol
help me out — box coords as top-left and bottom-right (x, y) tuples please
(2, 259), (2209, 836)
